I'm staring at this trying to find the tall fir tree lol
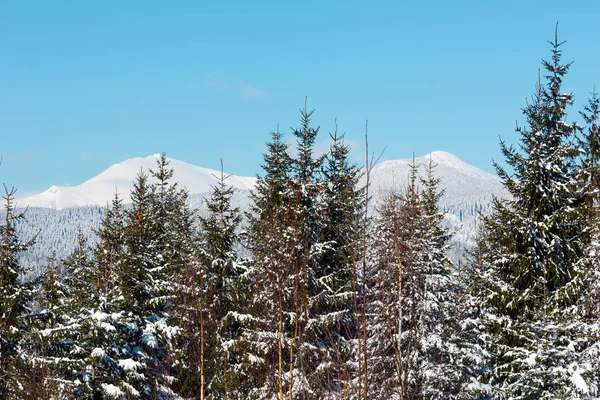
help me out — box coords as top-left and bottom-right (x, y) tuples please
(116, 156), (186, 399)
(245, 127), (296, 399)
(470, 28), (598, 398)
(316, 124), (364, 395)
(30, 252), (73, 399)
(576, 90), (600, 384)
(286, 105), (328, 398)
(367, 161), (428, 399)
(0, 185), (35, 399)
(366, 158), (475, 399)
(418, 157), (476, 399)
(194, 161), (246, 399)
(76, 194), (128, 399)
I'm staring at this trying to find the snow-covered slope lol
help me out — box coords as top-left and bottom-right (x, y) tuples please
(368, 151), (507, 254)
(369, 150), (504, 206)
(13, 151), (508, 276)
(17, 155), (257, 209)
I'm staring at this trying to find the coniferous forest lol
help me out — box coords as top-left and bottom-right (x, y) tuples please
(2, 31), (600, 400)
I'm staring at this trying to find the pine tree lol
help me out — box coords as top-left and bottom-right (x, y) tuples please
(0, 185), (35, 399)
(471, 28), (597, 398)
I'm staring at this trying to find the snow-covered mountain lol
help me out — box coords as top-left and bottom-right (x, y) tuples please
(369, 150), (503, 207)
(17, 154), (257, 209)
(13, 151), (508, 278)
(367, 151), (507, 258)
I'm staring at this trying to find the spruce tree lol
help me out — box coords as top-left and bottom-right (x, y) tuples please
(31, 253), (73, 399)
(471, 29), (597, 398)
(578, 91), (600, 315)
(244, 127), (298, 399)
(287, 105), (328, 398)
(315, 125), (364, 395)
(366, 189), (406, 399)
(196, 162), (249, 399)
(576, 90), (600, 384)
(0, 185), (35, 399)
(76, 194), (128, 399)
(367, 162), (427, 399)
(168, 202), (199, 399)
(117, 157), (186, 399)
(35, 228), (123, 399)
(366, 158), (475, 399)
(579, 90), (600, 196)
(418, 158), (474, 399)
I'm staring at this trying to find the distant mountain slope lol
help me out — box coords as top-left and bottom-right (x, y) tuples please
(367, 151), (507, 258)
(13, 151), (508, 277)
(17, 154), (257, 209)
(368, 151), (503, 204)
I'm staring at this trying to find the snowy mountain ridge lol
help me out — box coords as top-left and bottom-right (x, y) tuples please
(13, 151), (508, 277)
(19, 151), (501, 210)
(368, 150), (503, 207)
(17, 154), (257, 210)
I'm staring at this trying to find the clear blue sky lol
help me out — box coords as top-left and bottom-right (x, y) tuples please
(1, 1), (599, 193)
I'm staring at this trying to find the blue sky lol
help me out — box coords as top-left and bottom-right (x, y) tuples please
(1, 1), (599, 193)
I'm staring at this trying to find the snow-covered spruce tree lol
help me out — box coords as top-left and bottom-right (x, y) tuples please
(0, 186), (35, 399)
(366, 159), (470, 400)
(418, 157), (477, 399)
(246, 107), (328, 399)
(367, 161), (428, 399)
(183, 161), (247, 399)
(286, 105), (330, 398)
(72, 194), (129, 399)
(37, 233), (96, 397)
(93, 193), (127, 301)
(366, 188), (406, 400)
(576, 90), (600, 380)
(470, 30), (597, 398)
(315, 124), (364, 395)
(34, 229), (121, 399)
(579, 90), (600, 196)
(245, 127), (296, 399)
(30, 253), (70, 398)
(46, 230), (127, 399)
(165, 198), (198, 399)
(35, 195), (129, 399)
(117, 156), (186, 399)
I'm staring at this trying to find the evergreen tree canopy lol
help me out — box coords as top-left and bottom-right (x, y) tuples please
(472, 28), (598, 399)
(0, 186), (35, 399)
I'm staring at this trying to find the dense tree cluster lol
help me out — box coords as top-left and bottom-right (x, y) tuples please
(2, 29), (600, 399)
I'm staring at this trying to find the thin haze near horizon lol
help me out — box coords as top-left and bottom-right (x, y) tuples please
(1, 1), (599, 193)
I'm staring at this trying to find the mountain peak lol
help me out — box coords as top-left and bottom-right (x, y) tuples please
(423, 150), (463, 164)
(368, 151), (501, 201)
(19, 156), (257, 209)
